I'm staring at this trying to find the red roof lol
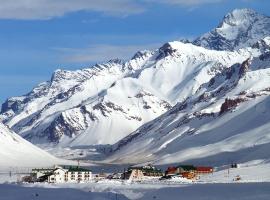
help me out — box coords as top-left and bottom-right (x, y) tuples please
(196, 166), (213, 172)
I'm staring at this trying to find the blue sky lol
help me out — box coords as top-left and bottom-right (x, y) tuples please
(0, 0), (270, 103)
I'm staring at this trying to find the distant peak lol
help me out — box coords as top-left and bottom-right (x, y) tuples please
(221, 8), (260, 26)
(230, 8), (256, 15)
(193, 8), (270, 51)
(226, 8), (258, 18)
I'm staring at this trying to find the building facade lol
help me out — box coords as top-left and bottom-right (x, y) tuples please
(31, 166), (92, 183)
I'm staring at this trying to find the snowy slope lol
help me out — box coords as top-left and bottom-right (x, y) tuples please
(108, 42), (270, 166)
(0, 122), (61, 168)
(0, 41), (251, 147)
(193, 9), (270, 51)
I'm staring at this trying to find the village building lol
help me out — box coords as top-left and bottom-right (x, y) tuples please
(166, 165), (196, 175)
(122, 164), (163, 181)
(122, 168), (144, 181)
(31, 167), (55, 182)
(140, 164), (164, 177)
(165, 165), (213, 179)
(48, 168), (66, 183)
(31, 166), (92, 183)
(196, 166), (214, 174)
(66, 166), (92, 182)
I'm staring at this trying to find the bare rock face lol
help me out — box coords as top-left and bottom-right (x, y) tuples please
(259, 51), (270, 61)
(239, 58), (251, 78)
(219, 98), (246, 114)
(156, 43), (178, 59)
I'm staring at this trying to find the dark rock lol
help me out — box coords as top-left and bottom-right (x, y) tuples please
(156, 43), (177, 60)
(219, 98), (246, 115)
(239, 58), (251, 78)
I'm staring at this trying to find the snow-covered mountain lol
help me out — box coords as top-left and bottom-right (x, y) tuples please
(0, 9), (270, 168)
(108, 37), (270, 166)
(0, 41), (252, 147)
(193, 9), (270, 51)
(0, 121), (61, 168)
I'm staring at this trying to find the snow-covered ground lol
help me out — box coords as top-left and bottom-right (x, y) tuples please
(0, 183), (129, 200)
(199, 161), (270, 183)
(0, 181), (270, 200)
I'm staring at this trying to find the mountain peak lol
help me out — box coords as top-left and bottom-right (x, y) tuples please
(226, 8), (257, 18)
(221, 8), (260, 27)
(193, 8), (270, 51)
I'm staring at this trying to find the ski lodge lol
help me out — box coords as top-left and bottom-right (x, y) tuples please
(31, 166), (92, 183)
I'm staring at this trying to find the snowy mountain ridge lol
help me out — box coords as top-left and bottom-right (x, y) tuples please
(0, 40), (253, 147)
(108, 45), (270, 166)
